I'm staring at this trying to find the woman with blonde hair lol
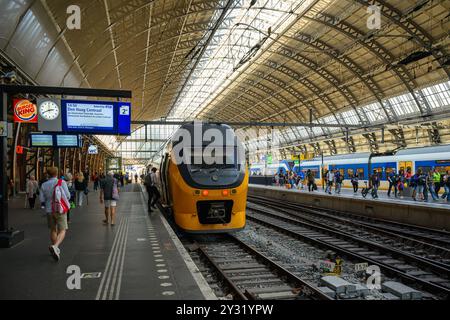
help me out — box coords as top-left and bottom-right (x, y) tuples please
(74, 172), (87, 206)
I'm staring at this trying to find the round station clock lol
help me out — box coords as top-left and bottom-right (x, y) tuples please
(39, 100), (60, 120)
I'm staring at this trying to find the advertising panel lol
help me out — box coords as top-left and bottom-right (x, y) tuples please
(14, 99), (38, 123)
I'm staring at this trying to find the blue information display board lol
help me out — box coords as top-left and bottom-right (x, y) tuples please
(61, 100), (131, 135)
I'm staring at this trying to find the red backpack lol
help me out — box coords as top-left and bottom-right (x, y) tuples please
(52, 179), (70, 214)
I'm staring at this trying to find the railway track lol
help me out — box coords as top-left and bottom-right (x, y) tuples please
(185, 234), (331, 300)
(249, 195), (450, 258)
(245, 203), (450, 299)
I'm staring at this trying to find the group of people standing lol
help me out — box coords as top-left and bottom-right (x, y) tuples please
(272, 166), (450, 202)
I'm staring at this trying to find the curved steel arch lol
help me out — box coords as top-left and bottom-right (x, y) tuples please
(308, 12), (434, 116)
(287, 32), (398, 122)
(355, 0), (449, 78)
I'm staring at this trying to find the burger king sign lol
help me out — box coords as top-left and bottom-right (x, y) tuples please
(14, 99), (38, 123)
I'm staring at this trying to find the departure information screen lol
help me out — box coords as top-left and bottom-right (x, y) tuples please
(56, 135), (79, 147)
(30, 134), (53, 147)
(61, 100), (131, 135)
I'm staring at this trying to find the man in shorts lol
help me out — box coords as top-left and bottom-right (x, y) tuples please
(39, 167), (71, 261)
(100, 171), (118, 226)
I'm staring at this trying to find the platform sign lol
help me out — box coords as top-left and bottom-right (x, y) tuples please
(88, 145), (98, 154)
(61, 100), (131, 135)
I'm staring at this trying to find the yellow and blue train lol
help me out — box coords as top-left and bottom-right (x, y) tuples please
(159, 122), (248, 233)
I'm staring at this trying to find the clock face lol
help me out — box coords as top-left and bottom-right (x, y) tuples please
(39, 101), (59, 120)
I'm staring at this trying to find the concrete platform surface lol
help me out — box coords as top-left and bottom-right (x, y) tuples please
(249, 185), (450, 230)
(0, 184), (213, 300)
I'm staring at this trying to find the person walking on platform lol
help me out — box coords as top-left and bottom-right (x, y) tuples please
(93, 172), (99, 191)
(306, 169), (315, 192)
(26, 175), (39, 209)
(100, 172), (119, 226)
(325, 169), (334, 194)
(426, 171), (438, 201)
(432, 168), (441, 195)
(443, 170), (450, 202)
(351, 173), (359, 194)
(39, 167), (71, 261)
(334, 170), (342, 194)
(387, 170), (396, 197)
(144, 170), (155, 212)
(370, 170), (380, 199)
(75, 172), (87, 207)
(134, 173), (138, 184)
(150, 168), (161, 208)
(415, 169), (426, 201)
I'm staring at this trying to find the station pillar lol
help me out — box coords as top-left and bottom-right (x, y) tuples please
(0, 90), (24, 248)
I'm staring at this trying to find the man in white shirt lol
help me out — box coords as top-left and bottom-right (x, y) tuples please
(39, 167), (71, 261)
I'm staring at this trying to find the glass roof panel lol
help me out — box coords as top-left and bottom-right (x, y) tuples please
(170, 0), (315, 120)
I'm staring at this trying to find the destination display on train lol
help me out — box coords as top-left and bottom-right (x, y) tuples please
(61, 100), (131, 135)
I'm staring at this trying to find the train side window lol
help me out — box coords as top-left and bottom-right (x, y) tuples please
(373, 167), (382, 179)
(436, 166), (450, 173)
(347, 168), (354, 179)
(357, 168), (364, 179)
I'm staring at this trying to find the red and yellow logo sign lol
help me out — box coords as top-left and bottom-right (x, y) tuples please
(13, 99), (38, 123)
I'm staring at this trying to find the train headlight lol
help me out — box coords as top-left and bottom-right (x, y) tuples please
(202, 190), (209, 196)
(222, 190), (229, 196)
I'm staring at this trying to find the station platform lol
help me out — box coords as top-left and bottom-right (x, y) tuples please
(0, 184), (215, 300)
(249, 185), (450, 231)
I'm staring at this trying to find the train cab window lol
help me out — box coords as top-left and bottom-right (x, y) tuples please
(347, 168), (354, 179)
(357, 168), (364, 179)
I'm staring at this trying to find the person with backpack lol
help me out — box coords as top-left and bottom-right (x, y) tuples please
(100, 171), (120, 226)
(416, 169), (426, 201)
(39, 167), (71, 261)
